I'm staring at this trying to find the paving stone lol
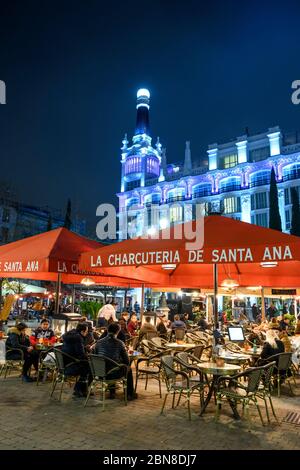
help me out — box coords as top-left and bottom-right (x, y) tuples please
(0, 373), (300, 449)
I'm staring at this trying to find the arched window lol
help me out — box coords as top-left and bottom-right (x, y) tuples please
(167, 188), (185, 203)
(282, 163), (300, 182)
(249, 170), (271, 188)
(126, 197), (140, 209)
(219, 176), (241, 193)
(144, 193), (161, 206)
(192, 183), (212, 198)
(125, 157), (142, 175)
(146, 156), (160, 176)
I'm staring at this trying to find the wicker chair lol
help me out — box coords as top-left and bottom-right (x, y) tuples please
(256, 361), (279, 424)
(0, 347), (24, 379)
(160, 355), (206, 420)
(215, 365), (266, 428)
(84, 354), (128, 410)
(50, 348), (86, 401)
(135, 351), (164, 397)
(257, 352), (294, 397)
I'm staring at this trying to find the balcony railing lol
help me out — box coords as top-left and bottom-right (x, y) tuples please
(166, 195), (186, 203)
(192, 190), (212, 199)
(282, 171), (300, 182)
(219, 185), (241, 194)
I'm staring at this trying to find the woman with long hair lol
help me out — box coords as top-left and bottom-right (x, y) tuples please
(260, 329), (284, 360)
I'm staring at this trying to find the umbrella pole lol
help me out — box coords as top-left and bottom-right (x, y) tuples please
(140, 283), (145, 322)
(71, 284), (75, 312)
(261, 287), (265, 321)
(55, 273), (62, 315)
(213, 264), (218, 327)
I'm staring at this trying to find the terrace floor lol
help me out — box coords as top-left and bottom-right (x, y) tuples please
(0, 367), (300, 450)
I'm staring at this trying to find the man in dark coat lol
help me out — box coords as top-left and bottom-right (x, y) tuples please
(61, 322), (91, 397)
(95, 323), (137, 400)
(6, 322), (39, 382)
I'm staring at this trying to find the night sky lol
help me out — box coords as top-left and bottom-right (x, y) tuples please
(1, 0), (300, 234)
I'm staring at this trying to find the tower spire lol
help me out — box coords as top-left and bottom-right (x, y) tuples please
(184, 141), (192, 174)
(135, 88), (150, 136)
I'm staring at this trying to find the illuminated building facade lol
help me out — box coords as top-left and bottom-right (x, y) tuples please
(118, 89), (300, 238)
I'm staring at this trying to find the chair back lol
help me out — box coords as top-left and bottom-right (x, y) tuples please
(175, 329), (185, 341)
(277, 352), (292, 371)
(145, 331), (158, 341)
(151, 337), (165, 348)
(245, 367), (264, 393)
(140, 339), (151, 355)
(201, 345), (212, 360)
(53, 348), (65, 373)
(176, 351), (189, 366)
(161, 355), (176, 381)
(190, 345), (204, 360)
(260, 361), (276, 390)
(89, 354), (106, 378)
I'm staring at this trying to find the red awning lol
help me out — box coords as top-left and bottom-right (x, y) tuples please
(0, 227), (147, 287)
(79, 216), (300, 288)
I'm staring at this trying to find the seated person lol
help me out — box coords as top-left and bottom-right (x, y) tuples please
(29, 319), (56, 347)
(247, 326), (263, 346)
(138, 316), (157, 341)
(278, 330), (292, 352)
(99, 320), (128, 344)
(278, 316), (289, 332)
(181, 312), (192, 329)
(120, 311), (130, 324)
(260, 329), (284, 361)
(171, 314), (186, 332)
(94, 323), (137, 400)
(127, 313), (139, 337)
(156, 314), (169, 340)
(198, 314), (209, 331)
(268, 317), (280, 330)
(6, 322), (39, 382)
(77, 317), (100, 351)
(61, 323), (92, 398)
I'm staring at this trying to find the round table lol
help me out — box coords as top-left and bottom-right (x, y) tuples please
(197, 361), (241, 417)
(219, 353), (250, 365)
(165, 342), (196, 349)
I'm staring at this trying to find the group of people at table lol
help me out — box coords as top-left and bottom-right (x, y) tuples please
(3, 306), (299, 405)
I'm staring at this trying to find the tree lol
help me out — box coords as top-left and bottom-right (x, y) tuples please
(269, 167), (282, 231)
(47, 213), (52, 231)
(64, 199), (72, 230)
(290, 187), (300, 236)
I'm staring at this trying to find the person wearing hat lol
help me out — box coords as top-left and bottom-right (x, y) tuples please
(6, 322), (39, 382)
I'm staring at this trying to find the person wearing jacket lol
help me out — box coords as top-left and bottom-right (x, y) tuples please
(95, 322), (137, 400)
(6, 322), (39, 382)
(61, 322), (91, 398)
(138, 316), (157, 341)
(260, 329), (284, 360)
(29, 319), (56, 347)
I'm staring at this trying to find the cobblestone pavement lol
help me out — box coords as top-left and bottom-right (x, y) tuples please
(0, 369), (299, 450)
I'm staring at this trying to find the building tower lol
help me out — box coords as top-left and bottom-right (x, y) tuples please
(120, 89), (162, 193)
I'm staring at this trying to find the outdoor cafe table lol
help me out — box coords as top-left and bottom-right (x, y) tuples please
(165, 342), (196, 350)
(197, 361), (241, 417)
(219, 352), (250, 365)
(128, 350), (142, 365)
